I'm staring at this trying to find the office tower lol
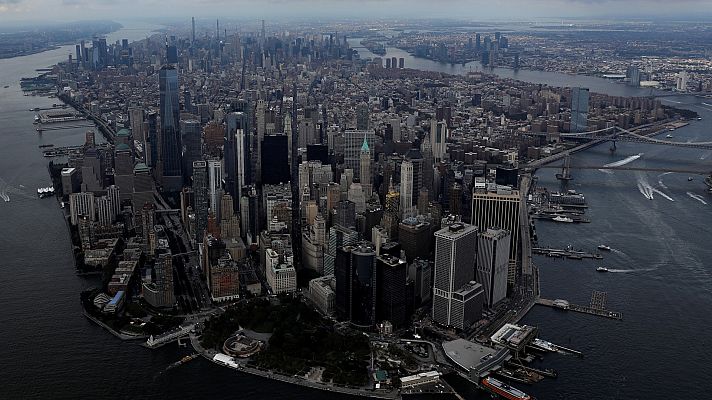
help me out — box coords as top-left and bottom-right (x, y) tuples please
(570, 87), (589, 133)
(207, 159), (222, 218)
(356, 102), (369, 130)
(145, 111), (158, 168)
(430, 120), (448, 162)
(81, 146), (104, 193)
(324, 224), (359, 276)
(676, 71), (688, 91)
(241, 186), (259, 245)
(476, 229), (511, 307)
(335, 200), (356, 228)
(335, 242), (377, 328)
(344, 130), (375, 179)
(128, 107), (144, 144)
(226, 111), (250, 203)
(391, 57), (397, 69)
(382, 180), (400, 239)
(400, 160), (414, 217)
(470, 187), (520, 286)
(181, 119), (201, 179)
(144, 251), (175, 308)
(409, 259), (432, 306)
(210, 257), (240, 302)
(106, 184), (121, 217)
(75, 44), (81, 66)
(132, 163), (153, 210)
(69, 192), (95, 225)
(513, 53), (520, 69)
(449, 183), (462, 216)
(385, 58), (392, 69)
(432, 223), (479, 329)
(261, 134), (290, 184)
(290, 85), (302, 269)
(191, 17), (196, 43)
(96, 195), (114, 227)
(359, 136), (372, 196)
(192, 161), (209, 242)
(399, 217), (431, 263)
(158, 65), (182, 190)
(376, 254), (408, 327)
(114, 143), (134, 201)
(398, 58), (404, 69)
(626, 65), (640, 87)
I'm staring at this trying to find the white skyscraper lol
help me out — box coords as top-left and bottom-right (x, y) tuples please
(207, 159), (222, 218)
(476, 228), (511, 307)
(676, 71), (688, 92)
(430, 119), (448, 162)
(400, 160), (414, 218)
(432, 223), (478, 329)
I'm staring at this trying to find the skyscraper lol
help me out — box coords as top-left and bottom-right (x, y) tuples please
(476, 228), (511, 307)
(192, 161), (209, 242)
(571, 87), (589, 133)
(359, 135), (372, 195)
(376, 254), (409, 328)
(207, 159), (222, 218)
(344, 130), (375, 178)
(335, 241), (377, 329)
(432, 223), (479, 329)
(430, 120), (448, 162)
(400, 160), (414, 218)
(226, 111), (250, 204)
(356, 102), (369, 130)
(180, 119), (201, 180)
(158, 65), (182, 190)
(470, 187), (521, 287)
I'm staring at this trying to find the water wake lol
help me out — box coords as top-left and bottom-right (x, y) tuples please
(686, 192), (708, 205)
(607, 267), (658, 273)
(604, 153), (643, 168)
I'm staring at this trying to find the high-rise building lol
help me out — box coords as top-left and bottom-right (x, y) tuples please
(335, 241), (377, 329)
(359, 136), (372, 195)
(571, 87), (589, 133)
(69, 192), (95, 225)
(400, 160), (414, 217)
(470, 187), (521, 286)
(96, 195), (115, 227)
(344, 130), (376, 179)
(376, 254), (409, 328)
(181, 119), (201, 180)
(207, 159), (222, 218)
(158, 65), (182, 190)
(476, 228), (511, 307)
(192, 161), (209, 242)
(676, 71), (688, 91)
(226, 112), (250, 204)
(627, 65), (641, 87)
(356, 102), (369, 130)
(398, 217), (431, 263)
(430, 120), (448, 162)
(432, 223), (479, 329)
(114, 144), (134, 201)
(132, 163), (153, 210)
(210, 257), (240, 302)
(143, 250), (175, 308)
(261, 134), (290, 184)
(324, 224), (358, 276)
(409, 258), (432, 306)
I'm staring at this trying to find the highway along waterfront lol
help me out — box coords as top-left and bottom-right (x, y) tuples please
(0, 26), (710, 400)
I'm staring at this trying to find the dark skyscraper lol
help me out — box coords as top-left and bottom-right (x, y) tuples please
(261, 134), (289, 184)
(335, 242), (377, 329)
(571, 87), (590, 133)
(181, 119), (201, 180)
(376, 254), (408, 328)
(159, 65), (182, 191)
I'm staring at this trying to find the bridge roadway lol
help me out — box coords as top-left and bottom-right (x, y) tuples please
(537, 164), (711, 174)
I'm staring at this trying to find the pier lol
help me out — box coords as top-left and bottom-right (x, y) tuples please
(144, 324), (195, 349)
(536, 291), (622, 320)
(532, 247), (602, 260)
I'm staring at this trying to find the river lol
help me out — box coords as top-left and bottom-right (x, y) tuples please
(1, 25), (710, 400)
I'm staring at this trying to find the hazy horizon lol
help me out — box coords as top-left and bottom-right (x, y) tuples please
(1, 0), (712, 23)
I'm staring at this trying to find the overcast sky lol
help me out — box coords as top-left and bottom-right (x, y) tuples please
(1, 0), (711, 22)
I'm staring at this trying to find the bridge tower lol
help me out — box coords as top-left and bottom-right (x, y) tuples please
(609, 140), (617, 153)
(556, 153), (574, 182)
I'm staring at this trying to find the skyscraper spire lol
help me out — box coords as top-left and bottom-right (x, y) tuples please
(361, 133), (369, 152)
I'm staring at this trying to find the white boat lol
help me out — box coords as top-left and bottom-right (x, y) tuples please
(666, 134), (674, 138)
(597, 267), (609, 272)
(597, 244), (611, 251)
(552, 215), (574, 223)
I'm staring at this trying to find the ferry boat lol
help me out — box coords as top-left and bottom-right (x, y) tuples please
(552, 215), (574, 223)
(37, 186), (55, 198)
(481, 377), (532, 400)
(597, 267), (609, 273)
(597, 244), (611, 251)
(532, 338), (557, 352)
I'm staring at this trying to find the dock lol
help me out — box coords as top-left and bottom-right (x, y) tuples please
(532, 247), (602, 260)
(536, 291), (622, 320)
